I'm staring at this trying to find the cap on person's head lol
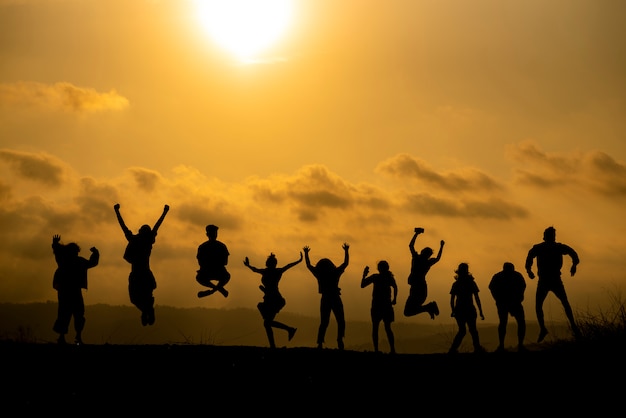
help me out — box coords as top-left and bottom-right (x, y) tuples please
(206, 224), (219, 233)
(503, 262), (515, 272)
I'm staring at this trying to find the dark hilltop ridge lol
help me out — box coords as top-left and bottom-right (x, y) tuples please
(2, 339), (623, 415)
(2, 300), (625, 414)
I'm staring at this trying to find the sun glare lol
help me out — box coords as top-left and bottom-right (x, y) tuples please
(194, 0), (294, 63)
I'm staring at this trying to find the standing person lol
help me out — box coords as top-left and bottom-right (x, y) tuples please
(114, 203), (169, 326)
(489, 262), (527, 352)
(196, 224), (231, 298)
(51, 234), (99, 345)
(448, 263), (485, 354)
(404, 227), (445, 320)
(361, 260), (398, 354)
(525, 226), (581, 342)
(303, 243), (349, 350)
(243, 252), (302, 349)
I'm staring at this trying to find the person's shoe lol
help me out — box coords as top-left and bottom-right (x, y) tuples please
(337, 339), (344, 350)
(317, 343), (323, 349)
(141, 313), (148, 326)
(288, 327), (297, 341)
(431, 301), (440, 317)
(197, 290), (214, 298)
(495, 345), (506, 353)
(537, 328), (549, 343)
(517, 344), (528, 352)
(474, 345), (486, 354)
(57, 336), (67, 345)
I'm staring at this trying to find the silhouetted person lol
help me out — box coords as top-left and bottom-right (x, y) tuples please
(51, 234), (99, 345)
(303, 243), (349, 350)
(448, 263), (485, 354)
(525, 226), (581, 342)
(404, 227), (444, 320)
(361, 260), (398, 354)
(489, 262), (527, 352)
(114, 203), (169, 326)
(244, 252), (302, 349)
(196, 224), (231, 298)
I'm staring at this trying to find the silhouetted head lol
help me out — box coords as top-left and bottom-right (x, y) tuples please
(455, 262), (469, 279)
(139, 224), (152, 236)
(66, 243), (80, 256)
(266, 253), (277, 268)
(315, 258), (336, 274)
(503, 262), (515, 272)
(543, 226), (556, 243)
(420, 247), (434, 258)
(206, 224), (219, 239)
(377, 260), (390, 273)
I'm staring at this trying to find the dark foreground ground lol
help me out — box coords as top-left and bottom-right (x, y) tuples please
(3, 341), (622, 415)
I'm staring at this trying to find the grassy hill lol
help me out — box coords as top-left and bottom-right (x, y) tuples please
(2, 299), (625, 414)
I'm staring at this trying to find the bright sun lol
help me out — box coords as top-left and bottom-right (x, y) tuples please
(194, 0), (294, 62)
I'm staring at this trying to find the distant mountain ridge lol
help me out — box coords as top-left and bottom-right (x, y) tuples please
(0, 302), (572, 353)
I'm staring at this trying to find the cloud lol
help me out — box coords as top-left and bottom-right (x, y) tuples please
(0, 81), (129, 113)
(376, 153), (503, 192)
(510, 141), (626, 198)
(128, 167), (163, 192)
(0, 149), (65, 186)
(403, 193), (528, 220)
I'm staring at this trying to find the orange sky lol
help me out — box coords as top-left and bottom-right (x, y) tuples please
(1, 0), (625, 327)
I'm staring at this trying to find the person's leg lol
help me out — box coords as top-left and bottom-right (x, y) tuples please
(535, 285), (549, 342)
(317, 298), (331, 348)
(334, 298), (346, 349)
(553, 285), (581, 338)
(449, 318), (466, 353)
(468, 317), (483, 352)
(496, 307), (508, 350)
(403, 285), (428, 317)
(73, 293), (86, 344)
(54, 292), (71, 344)
(372, 319), (380, 352)
(384, 321), (395, 354)
(263, 320), (276, 348)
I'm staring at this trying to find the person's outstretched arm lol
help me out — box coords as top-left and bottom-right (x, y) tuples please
(87, 246), (100, 268)
(409, 228), (422, 256)
(152, 204), (170, 234)
(433, 240), (445, 263)
(339, 242), (350, 269)
(243, 257), (262, 274)
(360, 266), (372, 288)
(282, 252), (303, 271)
(303, 246), (314, 272)
(113, 204), (131, 236)
(391, 278), (398, 305)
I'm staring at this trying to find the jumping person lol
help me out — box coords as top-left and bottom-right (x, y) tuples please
(404, 227), (444, 319)
(525, 226), (581, 342)
(114, 203), (169, 326)
(196, 224), (231, 298)
(243, 252), (302, 349)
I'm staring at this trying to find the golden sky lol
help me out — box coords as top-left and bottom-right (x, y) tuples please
(1, 0), (625, 326)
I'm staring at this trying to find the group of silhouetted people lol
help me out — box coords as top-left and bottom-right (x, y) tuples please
(52, 207), (582, 352)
